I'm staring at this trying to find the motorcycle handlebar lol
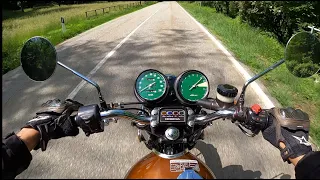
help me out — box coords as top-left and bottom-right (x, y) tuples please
(193, 109), (236, 125)
(99, 108), (237, 126)
(100, 110), (152, 124)
(75, 104), (269, 136)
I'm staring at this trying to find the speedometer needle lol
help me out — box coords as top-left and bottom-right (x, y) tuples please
(139, 82), (156, 93)
(189, 77), (203, 91)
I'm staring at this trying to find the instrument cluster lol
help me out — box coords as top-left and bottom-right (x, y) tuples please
(134, 69), (210, 106)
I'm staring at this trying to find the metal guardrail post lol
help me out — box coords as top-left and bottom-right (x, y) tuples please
(85, 2), (147, 18)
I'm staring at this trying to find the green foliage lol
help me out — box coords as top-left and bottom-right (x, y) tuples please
(285, 32), (320, 78)
(21, 37), (57, 81)
(199, 1), (320, 44)
(180, 2), (320, 146)
(201, 1), (239, 18)
(2, 1), (154, 75)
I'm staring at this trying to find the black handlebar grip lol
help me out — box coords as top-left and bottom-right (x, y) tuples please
(75, 104), (104, 136)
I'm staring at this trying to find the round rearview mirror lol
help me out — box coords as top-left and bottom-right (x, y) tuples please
(20, 36), (57, 81)
(285, 32), (320, 78)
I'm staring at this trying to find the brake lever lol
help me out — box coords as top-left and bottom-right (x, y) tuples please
(237, 124), (257, 137)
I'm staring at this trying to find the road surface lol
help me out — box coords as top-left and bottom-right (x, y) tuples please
(3, 1), (295, 179)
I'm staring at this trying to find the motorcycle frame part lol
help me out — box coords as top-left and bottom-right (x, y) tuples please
(128, 106), (204, 155)
(57, 61), (108, 110)
(124, 152), (215, 179)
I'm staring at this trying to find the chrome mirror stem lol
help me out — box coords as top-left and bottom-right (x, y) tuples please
(236, 59), (285, 115)
(57, 61), (108, 110)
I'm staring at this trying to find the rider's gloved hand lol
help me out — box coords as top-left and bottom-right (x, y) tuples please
(23, 99), (83, 151)
(262, 107), (312, 163)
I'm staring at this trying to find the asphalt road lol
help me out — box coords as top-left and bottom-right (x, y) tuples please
(3, 1), (295, 179)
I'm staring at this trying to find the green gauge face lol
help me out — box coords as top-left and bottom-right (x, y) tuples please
(179, 71), (209, 102)
(136, 70), (167, 101)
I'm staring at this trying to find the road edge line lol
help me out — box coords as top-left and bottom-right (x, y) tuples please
(176, 2), (275, 109)
(177, 2), (319, 149)
(56, 2), (158, 48)
(67, 7), (161, 99)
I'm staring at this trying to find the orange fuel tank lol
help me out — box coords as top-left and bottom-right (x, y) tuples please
(124, 152), (215, 179)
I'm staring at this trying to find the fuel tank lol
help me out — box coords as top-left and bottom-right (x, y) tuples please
(125, 152), (215, 179)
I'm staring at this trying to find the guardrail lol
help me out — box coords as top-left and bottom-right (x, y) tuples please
(85, 1), (144, 18)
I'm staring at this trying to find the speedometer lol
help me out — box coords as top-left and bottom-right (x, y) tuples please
(174, 70), (210, 105)
(134, 69), (169, 103)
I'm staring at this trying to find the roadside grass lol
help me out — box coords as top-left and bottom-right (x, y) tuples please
(179, 2), (320, 146)
(2, 1), (155, 74)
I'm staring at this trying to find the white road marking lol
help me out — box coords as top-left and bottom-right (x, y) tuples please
(177, 2), (275, 109)
(67, 7), (161, 99)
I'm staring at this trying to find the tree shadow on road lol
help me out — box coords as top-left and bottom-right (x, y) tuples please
(194, 141), (291, 179)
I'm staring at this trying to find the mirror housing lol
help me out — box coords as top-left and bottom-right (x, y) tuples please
(20, 36), (108, 110)
(20, 36), (57, 81)
(285, 32), (320, 78)
(236, 31), (320, 115)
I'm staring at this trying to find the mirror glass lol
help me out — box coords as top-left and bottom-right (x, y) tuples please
(285, 32), (320, 78)
(20, 36), (57, 81)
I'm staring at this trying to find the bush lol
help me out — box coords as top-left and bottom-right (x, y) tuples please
(199, 1), (320, 44)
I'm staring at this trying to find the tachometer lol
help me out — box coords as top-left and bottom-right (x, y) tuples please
(174, 70), (210, 105)
(134, 69), (169, 103)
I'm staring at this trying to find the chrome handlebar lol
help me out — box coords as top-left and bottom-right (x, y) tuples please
(193, 109), (236, 124)
(100, 109), (152, 124)
(99, 109), (236, 125)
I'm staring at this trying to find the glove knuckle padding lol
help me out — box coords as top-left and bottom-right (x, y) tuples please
(262, 107), (312, 163)
(272, 108), (310, 131)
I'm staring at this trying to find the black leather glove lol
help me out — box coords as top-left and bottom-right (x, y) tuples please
(262, 107), (312, 163)
(23, 99), (83, 151)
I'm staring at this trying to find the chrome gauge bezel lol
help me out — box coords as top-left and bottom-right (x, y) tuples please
(134, 69), (170, 103)
(174, 70), (210, 105)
